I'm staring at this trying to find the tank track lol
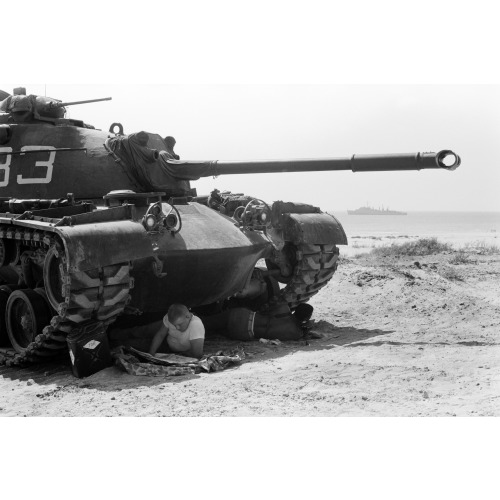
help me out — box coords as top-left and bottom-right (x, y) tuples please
(280, 243), (339, 309)
(0, 226), (132, 367)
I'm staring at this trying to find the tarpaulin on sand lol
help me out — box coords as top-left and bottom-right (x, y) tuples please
(112, 346), (245, 377)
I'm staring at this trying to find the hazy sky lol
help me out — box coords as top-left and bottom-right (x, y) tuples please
(2, 83), (498, 212)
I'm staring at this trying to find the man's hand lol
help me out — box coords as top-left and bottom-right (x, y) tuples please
(182, 338), (204, 359)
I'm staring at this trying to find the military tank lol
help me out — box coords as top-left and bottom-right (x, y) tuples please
(0, 87), (461, 369)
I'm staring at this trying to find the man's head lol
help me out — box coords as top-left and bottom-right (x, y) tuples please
(167, 303), (192, 332)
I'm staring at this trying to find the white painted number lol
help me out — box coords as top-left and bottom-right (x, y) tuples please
(0, 147), (12, 187)
(0, 146), (57, 186)
(17, 146), (56, 184)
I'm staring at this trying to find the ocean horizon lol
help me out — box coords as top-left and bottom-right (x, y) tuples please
(325, 211), (500, 254)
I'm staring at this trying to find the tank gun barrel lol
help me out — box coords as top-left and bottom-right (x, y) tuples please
(166, 150), (460, 180)
(50, 97), (112, 108)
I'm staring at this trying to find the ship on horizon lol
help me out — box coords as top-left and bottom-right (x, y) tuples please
(347, 205), (407, 215)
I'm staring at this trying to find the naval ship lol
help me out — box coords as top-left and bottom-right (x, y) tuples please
(347, 206), (407, 215)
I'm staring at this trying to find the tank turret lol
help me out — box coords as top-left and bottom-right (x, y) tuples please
(0, 88), (111, 124)
(0, 89), (459, 203)
(106, 131), (459, 194)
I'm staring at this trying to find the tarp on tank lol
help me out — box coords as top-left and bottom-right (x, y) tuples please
(105, 132), (200, 197)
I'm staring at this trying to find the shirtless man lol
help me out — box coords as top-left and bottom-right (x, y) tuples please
(148, 303), (205, 359)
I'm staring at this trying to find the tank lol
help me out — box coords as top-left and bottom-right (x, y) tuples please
(0, 88), (461, 369)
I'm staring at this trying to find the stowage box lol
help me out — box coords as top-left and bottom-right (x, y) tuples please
(66, 326), (112, 378)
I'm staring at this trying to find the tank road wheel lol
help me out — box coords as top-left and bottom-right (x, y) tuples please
(6, 289), (53, 353)
(0, 239), (19, 267)
(43, 244), (66, 314)
(0, 285), (24, 347)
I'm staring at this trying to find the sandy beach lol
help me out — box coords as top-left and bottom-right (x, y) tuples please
(1, 237), (498, 417)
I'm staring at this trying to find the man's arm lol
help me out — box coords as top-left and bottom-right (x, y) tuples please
(148, 323), (168, 355)
(180, 338), (204, 360)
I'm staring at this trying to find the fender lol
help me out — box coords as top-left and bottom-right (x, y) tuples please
(54, 220), (154, 273)
(280, 212), (348, 245)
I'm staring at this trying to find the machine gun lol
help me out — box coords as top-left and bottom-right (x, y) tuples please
(48, 97), (112, 109)
(34, 96), (112, 121)
(0, 90), (112, 123)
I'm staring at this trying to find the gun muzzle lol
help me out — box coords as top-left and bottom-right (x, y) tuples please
(349, 150), (461, 172)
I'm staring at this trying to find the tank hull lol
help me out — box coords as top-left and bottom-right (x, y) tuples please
(128, 203), (273, 310)
(0, 201), (272, 310)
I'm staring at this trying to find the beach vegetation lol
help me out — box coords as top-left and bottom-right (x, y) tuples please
(462, 241), (500, 255)
(370, 237), (453, 257)
(353, 252), (369, 259)
(338, 253), (352, 262)
(439, 265), (464, 281)
(449, 251), (473, 265)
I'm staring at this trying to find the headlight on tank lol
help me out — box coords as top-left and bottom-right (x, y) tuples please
(145, 214), (157, 229)
(142, 201), (182, 234)
(164, 213), (178, 230)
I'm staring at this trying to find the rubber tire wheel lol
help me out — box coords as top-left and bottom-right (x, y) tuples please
(6, 289), (53, 353)
(0, 285), (23, 347)
(0, 284), (23, 294)
(0, 289), (10, 347)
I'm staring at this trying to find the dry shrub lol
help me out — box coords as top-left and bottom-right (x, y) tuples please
(439, 265), (463, 281)
(449, 251), (473, 265)
(371, 237), (452, 257)
(463, 241), (500, 255)
(353, 252), (369, 258)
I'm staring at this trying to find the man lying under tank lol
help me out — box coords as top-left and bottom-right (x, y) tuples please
(148, 303), (205, 359)
(202, 300), (313, 342)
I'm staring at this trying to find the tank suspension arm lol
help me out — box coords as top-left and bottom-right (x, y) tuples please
(166, 150), (460, 179)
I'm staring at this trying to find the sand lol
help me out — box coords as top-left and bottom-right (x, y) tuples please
(1, 243), (499, 417)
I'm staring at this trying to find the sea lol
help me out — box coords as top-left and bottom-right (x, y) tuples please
(327, 211), (500, 255)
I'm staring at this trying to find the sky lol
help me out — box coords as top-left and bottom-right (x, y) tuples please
(2, 83), (499, 212)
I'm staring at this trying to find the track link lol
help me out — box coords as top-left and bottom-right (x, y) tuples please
(0, 225), (133, 367)
(280, 243), (339, 309)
